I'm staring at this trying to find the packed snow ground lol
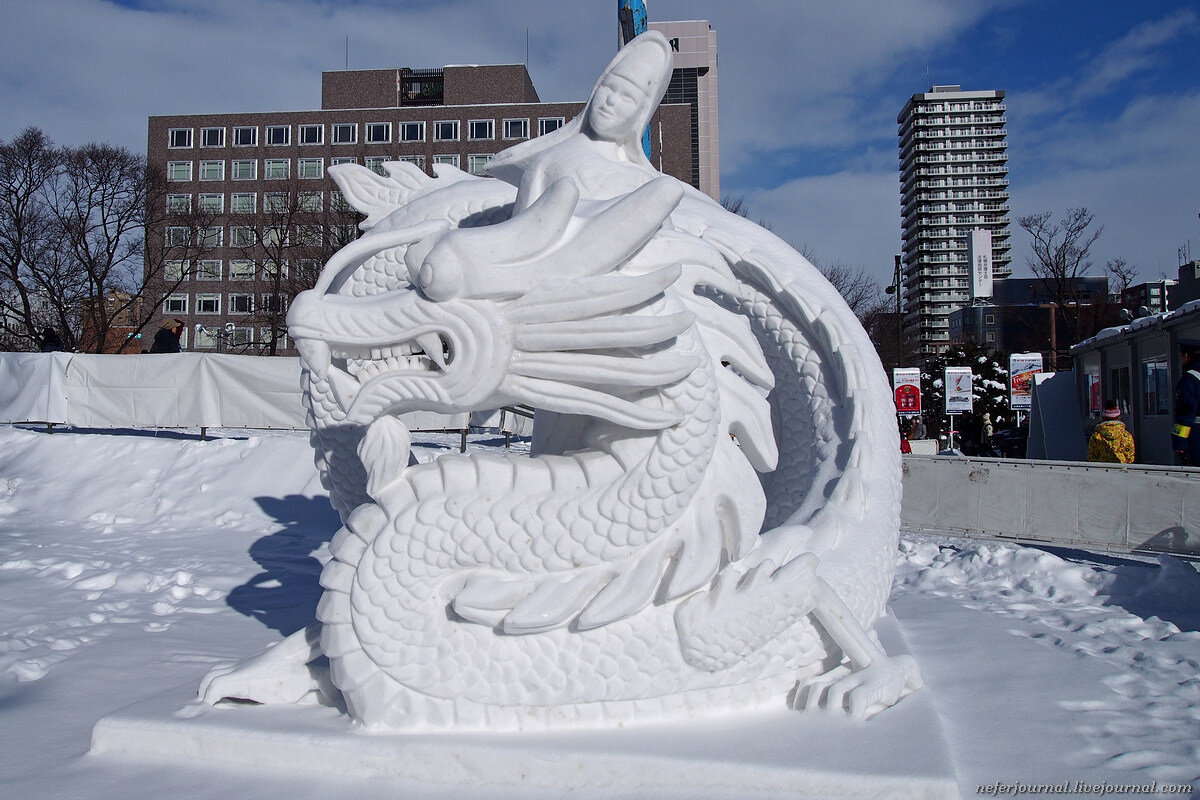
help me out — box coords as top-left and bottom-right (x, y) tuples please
(0, 424), (1197, 798)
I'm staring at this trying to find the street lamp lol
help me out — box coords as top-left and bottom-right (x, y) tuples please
(884, 253), (903, 368)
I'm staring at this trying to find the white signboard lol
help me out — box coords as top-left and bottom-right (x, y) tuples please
(1009, 352), (1044, 410)
(968, 229), (993, 301)
(945, 367), (974, 413)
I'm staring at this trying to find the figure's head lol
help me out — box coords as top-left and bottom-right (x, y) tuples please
(582, 31), (673, 150)
(1179, 337), (1200, 362)
(1102, 401), (1121, 420)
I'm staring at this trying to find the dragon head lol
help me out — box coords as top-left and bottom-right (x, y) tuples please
(288, 172), (699, 431)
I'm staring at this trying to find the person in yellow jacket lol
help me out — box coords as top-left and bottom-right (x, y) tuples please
(1087, 401), (1135, 463)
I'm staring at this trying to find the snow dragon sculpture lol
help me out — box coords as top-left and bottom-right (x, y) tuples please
(200, 31), (920, 730)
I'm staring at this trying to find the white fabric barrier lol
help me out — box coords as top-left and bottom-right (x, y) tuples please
(902, 454), (1200, 557)
(0, 352), (470, 432)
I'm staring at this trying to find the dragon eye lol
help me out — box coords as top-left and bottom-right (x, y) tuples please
(415, 251), (463, 301)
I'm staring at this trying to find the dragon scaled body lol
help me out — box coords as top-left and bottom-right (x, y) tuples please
(200, 32), (921, 731)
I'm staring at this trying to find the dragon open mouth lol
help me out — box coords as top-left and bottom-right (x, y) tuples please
(335, 331), (454, 382)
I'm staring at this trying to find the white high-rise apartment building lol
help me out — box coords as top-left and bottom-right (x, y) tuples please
(898, 85), (1011, 359)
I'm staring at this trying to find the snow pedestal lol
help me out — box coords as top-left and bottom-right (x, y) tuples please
(90, 616), (960, 799)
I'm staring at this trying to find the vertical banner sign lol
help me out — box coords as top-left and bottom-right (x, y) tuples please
(1009, 352), (1043, 411)
(893, 368), (922, 417)
(968, 229), (994, 301)
(1087, 372), (1102, 415)
(616, 1), (652, 160)
(945, 367), (974, 413)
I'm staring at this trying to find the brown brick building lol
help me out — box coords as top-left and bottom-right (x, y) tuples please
(146, 63), (695, 354)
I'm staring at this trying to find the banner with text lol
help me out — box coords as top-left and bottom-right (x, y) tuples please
(1009, 352), (1044, 410)
(945, 367), (974, 413)
(893, 368), (922, 416)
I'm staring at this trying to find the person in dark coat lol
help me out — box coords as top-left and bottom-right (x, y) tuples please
(149, 318), (184, 354)
(38, 328), (64, 352)
(1172, 338), (1200, 465)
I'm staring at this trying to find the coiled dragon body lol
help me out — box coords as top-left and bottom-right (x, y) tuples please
(201, 33), (920, 731)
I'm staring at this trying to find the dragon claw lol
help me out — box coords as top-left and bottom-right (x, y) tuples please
(796, 654), (923, 719)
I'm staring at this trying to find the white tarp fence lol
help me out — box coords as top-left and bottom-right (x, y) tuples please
(0, 352), (476, 432)
(902, 454), (1200, 557)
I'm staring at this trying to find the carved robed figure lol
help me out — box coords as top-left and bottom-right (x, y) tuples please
(201, 32), (921, 731)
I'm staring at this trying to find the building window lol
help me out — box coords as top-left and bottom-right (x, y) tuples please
(295, 259), (321, 278)
(433, 121), (459, 141)
(167, 194), (191, 213)
(164, 228), (190, 249)
(261, 327), (287, 349)
(985, 314), (995, 324)
(467, 154), (493, 175)
(195, 259), (222, 280)
(330, 191), (353, 212)
(164, 294), (188, 314)
(261, 227), (286, 247)
(399, 122), (424, 142)
(229, 259), (255, 279)
(397, 155), (425, 169)
(164, 260), (189, 281)
(228, 326), (253, 347)
(230, 192), (256, 213)
(229, 226), (255, 248)
(432, 154), (459, 169)
(332, 123), (357, 144)
(503, 118), (529, 140)
(264, 193), (289, 213)
(197, 193), (223, 213)
(169, 128), (193, 149)
(195, 326), (220, 348)
(298, 192), (322, 212)
(365, 156), (389, 175)
(264, 159), (290, 180)
(298, 158), (323, 179)
(167, 161), (192, 182)
(201, 127), (225, 148)
(231, 159), (257, 180)
(538, 117), (564, 135)
(262, 259), (288, 278)
(985, 332), (996, 342)
(265, 125), (290, 146)
(330, 156), (356, 166)
(177, 328), (189, 349)
(233, 126), (258, 147)
(298, 124), (323, 145)
(295, 224), (323, 246)
(366, 122), (391, 143)
(229, 293), (253, 314)
(468, 120), (494, 141)
(197, 227), (222, 249)
(260, 294), (287, 314)
(1142, 358), (1171, 416)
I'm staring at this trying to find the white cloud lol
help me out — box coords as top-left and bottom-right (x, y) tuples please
(747, 170), (902, 287)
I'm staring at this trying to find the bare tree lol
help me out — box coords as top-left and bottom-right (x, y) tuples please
(1, 128), (217, 353)
(0, 128), (63, 350)
(1018, 207), (1107, 362)
(1105, 256), (1139, 298)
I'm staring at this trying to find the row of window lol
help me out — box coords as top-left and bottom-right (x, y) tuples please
(168, 118), (564, 149)
(166, 152), (497, 182)
(164, 218), (351, 249)
(166, 191), (342, 215)
(164, 292), (289, 316)
(164, 259), (314, 282)
(169, 326), (288, 351)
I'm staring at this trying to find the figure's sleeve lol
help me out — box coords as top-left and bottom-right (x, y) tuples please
(1173, 373), (1200, 451)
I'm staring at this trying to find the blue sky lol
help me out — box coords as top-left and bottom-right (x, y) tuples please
(2, 0), (1197, 289)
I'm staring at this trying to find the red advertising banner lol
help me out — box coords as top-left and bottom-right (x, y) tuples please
(893, 368), (922, 416)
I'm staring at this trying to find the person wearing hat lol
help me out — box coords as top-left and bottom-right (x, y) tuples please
(149, 317), (184, 354)
(1087, 400), (1134, 463)
(1172, 337), (1200, 465)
